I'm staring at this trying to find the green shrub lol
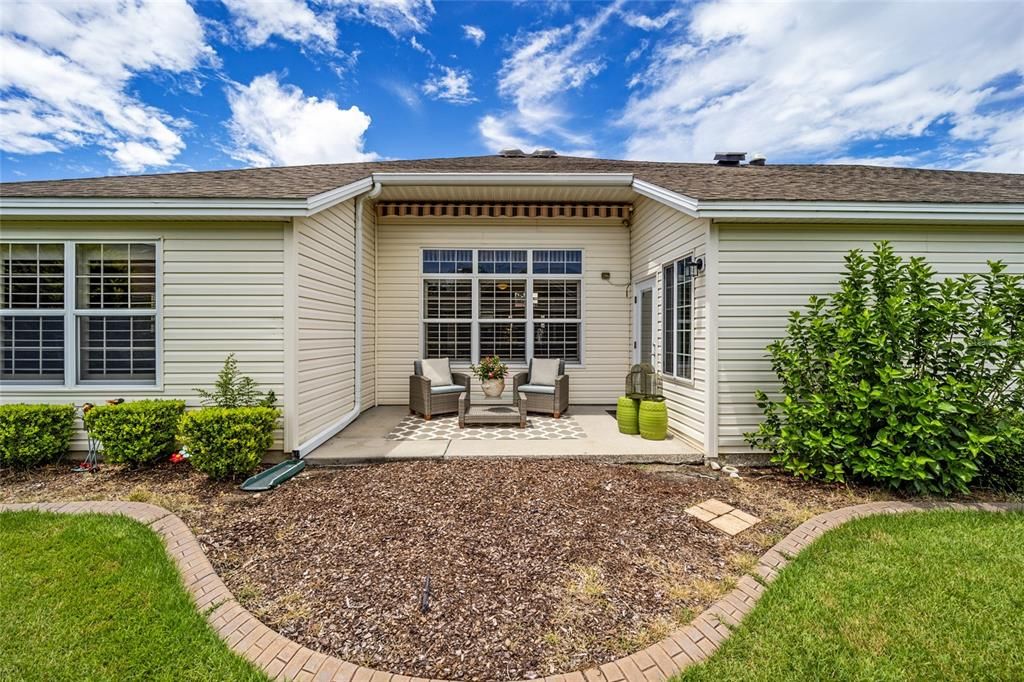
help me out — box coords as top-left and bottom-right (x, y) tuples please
(178, 407), (278, 480)
(747, 242), (1024, 496)
(978, 412), (1024, 493)
(0, 403), (76, 468)
(83, 400), (185, 465)
(196, 354), (276, 408)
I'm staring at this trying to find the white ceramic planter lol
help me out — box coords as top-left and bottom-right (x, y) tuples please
(481, 378), (506, 398)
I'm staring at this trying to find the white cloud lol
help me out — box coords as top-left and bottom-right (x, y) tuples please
(327, 0), (434, 36)
(462, 24), (486, 45)
(0, 0), (212, 171)
(621, 7), (682, 31)
(226, 73), (378, 166)
(222, 0), (337, 48)
(622, 1), (1024, 168)
(480, 2), (622, 154)
(423, 67), (476, 104)
(409, 35), (433, 58)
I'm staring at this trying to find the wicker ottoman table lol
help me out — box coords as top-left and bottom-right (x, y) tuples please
(458, 393), (528, 428)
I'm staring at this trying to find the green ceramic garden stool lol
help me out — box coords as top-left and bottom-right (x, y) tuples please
(639, 399), (668, 440)
(616, 396), (640, 434)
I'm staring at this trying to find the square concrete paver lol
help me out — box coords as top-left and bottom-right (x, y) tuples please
(699, 498), (735, 516)
(685, 498), (761, 536)
(683, 504), (718, 522)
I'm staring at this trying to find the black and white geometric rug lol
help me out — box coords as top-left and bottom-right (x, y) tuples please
(385, 414), (586, 440)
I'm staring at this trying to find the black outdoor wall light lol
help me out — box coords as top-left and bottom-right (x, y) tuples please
(683, 258), (705, 279)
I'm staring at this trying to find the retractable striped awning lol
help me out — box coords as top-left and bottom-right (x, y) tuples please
(376, 202), (631, 219)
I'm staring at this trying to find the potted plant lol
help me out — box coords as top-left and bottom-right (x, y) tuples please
(471, 355), (509, 398)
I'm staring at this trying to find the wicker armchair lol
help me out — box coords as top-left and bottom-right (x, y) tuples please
(513, 358), (569, 418)
(409, 359), (470, 420)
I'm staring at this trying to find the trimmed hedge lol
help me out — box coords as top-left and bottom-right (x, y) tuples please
(178, 407), (278, 480)
(0, 403), (76, 468)
(83, 400), (185, 465)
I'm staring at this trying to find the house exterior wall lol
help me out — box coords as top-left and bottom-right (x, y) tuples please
(0, 220), (287, 451)
(374, 216), (631, 405)
(291, 198), (377, 448)
(629, 196), (710, 448)
(716, 223), (1024, 455)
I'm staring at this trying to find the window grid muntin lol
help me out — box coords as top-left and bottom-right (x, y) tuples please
(76, 243), (156, 309)
(533, 321), (580, 363)
(479, 322), (527, 363)
(662, 264), (675, 374)
(0, 240), (159, 387)
(478, 249), (527, 274)
(661, 256), (694, 380)
(78, 315), (157, 381)
(421, 248), (583, 365)
(1, 242), (65, 309)
(0, 315), (65, 382)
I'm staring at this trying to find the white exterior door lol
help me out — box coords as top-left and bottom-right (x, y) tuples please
(633, 278), (656, 365)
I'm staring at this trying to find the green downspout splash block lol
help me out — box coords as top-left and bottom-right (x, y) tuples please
(240, 459), (306, 492)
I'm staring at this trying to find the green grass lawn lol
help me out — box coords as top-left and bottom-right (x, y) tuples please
(0, 511), (265, 682)
(676, 510), (1024, 682)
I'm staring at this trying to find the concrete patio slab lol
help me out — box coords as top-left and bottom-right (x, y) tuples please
(304, 406), (703, 465)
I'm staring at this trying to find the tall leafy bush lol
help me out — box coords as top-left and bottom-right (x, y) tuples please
(0, 404), (76, 468)
(747, 242), (1023, 495)
(83, 400), (185, 465)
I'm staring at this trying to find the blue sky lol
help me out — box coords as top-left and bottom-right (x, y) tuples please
(1, 0), (1022, 182)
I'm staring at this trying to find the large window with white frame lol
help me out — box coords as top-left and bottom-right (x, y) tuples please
(0, 241), (158, 386)
(662, 256), (694, 379)
(421, 248), (583, 364)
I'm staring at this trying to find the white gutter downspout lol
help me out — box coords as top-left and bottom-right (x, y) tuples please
(294, 180), (382, 458)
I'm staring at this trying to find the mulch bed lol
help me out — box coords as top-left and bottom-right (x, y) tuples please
(2, 459), (891, 679)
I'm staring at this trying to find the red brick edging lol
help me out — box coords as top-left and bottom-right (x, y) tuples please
(2, 499), (1020, 682)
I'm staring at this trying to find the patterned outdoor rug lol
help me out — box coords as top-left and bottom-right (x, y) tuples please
(386, 414), (586, 440)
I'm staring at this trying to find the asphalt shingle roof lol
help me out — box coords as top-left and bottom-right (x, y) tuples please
(2, 155), (1022, 204)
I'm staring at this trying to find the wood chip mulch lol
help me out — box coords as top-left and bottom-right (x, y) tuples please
(2, 459), (900, 679)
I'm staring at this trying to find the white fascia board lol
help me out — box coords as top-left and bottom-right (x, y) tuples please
(0, 197), (310, 218)
(370, 172), (635, 186)
(631, 179), (700, 217)
(698, 200), (1024, 222)
(305, 177), (374, 214)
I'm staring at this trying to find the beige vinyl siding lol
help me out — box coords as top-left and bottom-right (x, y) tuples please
(716, 223), (1024, 454)
(293, 199), (366, 445)
(0, 220), (286, 451)
(361, 199), (376, 409)
(375, 217), (631, 405)
(629, 196), (710, 448)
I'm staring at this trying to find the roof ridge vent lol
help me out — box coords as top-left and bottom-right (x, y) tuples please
(714, 152), (746, 166)
(498, 148), (526, 157)
(531, 148), (558, 158)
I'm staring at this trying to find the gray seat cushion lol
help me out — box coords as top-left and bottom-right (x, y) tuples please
(430, 384), (466, 395)
(419, 358), (453, 386)
(529, 358), (562, 386)
(518, 383), (556, 395)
